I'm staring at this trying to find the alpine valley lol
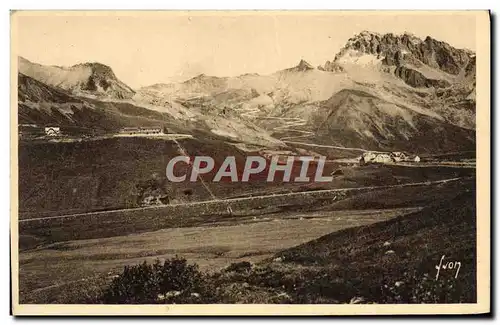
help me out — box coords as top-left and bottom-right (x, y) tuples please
(18, 31), (475, 153)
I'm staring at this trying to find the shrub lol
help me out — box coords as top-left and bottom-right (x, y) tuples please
(101, 256), (216, 304)
(379, 270), (475, 304)
(224, 261), (253, 273)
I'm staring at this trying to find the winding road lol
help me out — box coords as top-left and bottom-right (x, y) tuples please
(235, 105), (372, 152)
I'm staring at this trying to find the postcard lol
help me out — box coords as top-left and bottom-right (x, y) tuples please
(10, 10), (490, 316)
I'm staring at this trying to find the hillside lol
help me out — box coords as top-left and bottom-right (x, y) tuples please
(134, 32), (475, 153)
(17, 31), (476, 154)
(19, 56), (135, 100)
(18, 72), (180, 132)
(328, 31), (476, 130)
(308, 89), (475, 153)
(209, 179), (476, 303)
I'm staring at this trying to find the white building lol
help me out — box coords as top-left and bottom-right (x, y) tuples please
(391, 152), (408, 162)
(373, 153), (393, 163)
(359, 152), (376, 164)
(44, 126), (61, 136)
(360, 152), (394, 164)
(414, 156), (421, 163)
(119, 126), (163, 135)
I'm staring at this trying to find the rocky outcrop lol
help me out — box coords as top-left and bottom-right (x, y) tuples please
(296, 59), (314, 71)
(329, 31), (474, 76)
(74, 62), (135, 99)
(418, 36), (471, 75)
(465, 56), (476, 79)
(135, 175), (170, 206)
(394, 66), (451, 88)
(183, 73), (228, 88)
(317, 60), (344, 72)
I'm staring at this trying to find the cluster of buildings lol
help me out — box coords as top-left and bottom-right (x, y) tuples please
(18, 125), (168, 139)
(359, 151), (421, 165)
(18, 124), (62, 138)
(118, 126), (165, 135)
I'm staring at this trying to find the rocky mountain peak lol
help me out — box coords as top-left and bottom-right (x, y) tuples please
(184, 73), (227, 86)
(283, 59), (315, 73)
(331, 31), (475, 76)
(74, 62), (117, 79)
(18, 56), (135, 99)
(296, 59), (314, 70)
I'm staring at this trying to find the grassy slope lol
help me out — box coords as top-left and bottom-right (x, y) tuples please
(212, 180), (476, 303)
(18, 177), (476, 304)
(19, 136), (473, 217)
(18, 137), (248, 214)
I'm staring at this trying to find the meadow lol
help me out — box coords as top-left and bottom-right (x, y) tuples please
(18, 177), (474, 304)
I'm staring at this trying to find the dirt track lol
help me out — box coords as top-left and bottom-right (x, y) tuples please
(19, 177), (462, 227)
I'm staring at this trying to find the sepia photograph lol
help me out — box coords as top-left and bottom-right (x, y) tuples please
(10, 10), (490, 315)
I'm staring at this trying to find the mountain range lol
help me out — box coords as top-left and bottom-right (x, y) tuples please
(17, 31), (476, 153)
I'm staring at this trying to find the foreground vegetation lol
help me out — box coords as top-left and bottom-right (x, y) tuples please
(45, 186), (475, 304)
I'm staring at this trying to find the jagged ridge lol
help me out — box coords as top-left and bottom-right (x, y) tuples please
(333, 31), (474, 76)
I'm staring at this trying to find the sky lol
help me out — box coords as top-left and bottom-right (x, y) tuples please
(14, 11), (477, 89)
